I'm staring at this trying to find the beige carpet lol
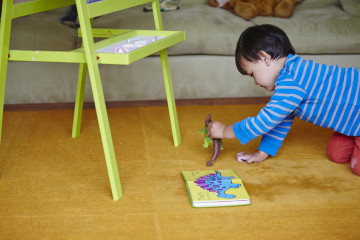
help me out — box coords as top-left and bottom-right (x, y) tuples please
(0, 103), (359, 239)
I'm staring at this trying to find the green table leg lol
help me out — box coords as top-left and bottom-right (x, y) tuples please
(160, 49), (181, 147)
(152, 0), (181, 147)
(0, 0), (13, 145)
(76, 0), (122, 200)
(72, 62), (87, 138)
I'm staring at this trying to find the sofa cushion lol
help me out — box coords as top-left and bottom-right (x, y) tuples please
(252, 3), (360, 54)
(8, 7), (77, 51)
(92, 0), (360, 56)
(301, 0), (339, 5)
(92, 1), (254, 56)
(340, 0), (360, 16)
(7, 0), (360, 56)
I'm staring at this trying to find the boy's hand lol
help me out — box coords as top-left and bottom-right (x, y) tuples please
(207, 121), (225, 139)
(236, 150), (269, 164)
(207, 121), (236, 139)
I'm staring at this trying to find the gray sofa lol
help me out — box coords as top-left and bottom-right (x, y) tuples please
(4, 0), (360, 104)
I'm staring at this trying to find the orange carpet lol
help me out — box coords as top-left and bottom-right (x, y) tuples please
(0, 103), (359, 239)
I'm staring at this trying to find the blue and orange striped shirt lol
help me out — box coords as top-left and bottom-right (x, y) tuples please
(233, 54), (360, 156)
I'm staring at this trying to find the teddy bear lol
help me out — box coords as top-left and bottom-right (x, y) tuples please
(208, 0), (300, 20)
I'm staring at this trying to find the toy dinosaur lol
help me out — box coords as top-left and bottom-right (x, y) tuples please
(199, 114), (224, 167)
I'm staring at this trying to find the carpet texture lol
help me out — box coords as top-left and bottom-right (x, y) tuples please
(0, 103), (359, 239)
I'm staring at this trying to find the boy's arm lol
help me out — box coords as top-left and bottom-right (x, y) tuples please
(234, 116), (295, 163)
(234, 114), (295, 156)
(258, 114), (295, 156)
(233, 77), (305, 156)
(208, 121), (271, 163)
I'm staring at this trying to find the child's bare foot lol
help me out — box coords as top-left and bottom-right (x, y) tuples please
(351, 157), (360, 176)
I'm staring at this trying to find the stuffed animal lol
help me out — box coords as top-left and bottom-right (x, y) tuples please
(208, 0), (300, 20)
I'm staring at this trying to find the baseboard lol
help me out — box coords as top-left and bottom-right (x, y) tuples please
(3, 97), (270, 111)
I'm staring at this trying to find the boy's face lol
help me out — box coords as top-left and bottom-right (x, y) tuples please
(240, 51), (279, 92)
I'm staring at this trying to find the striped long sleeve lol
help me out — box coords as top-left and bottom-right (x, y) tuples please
(233, 75), (306, 155)
(233, 54), (360, 156)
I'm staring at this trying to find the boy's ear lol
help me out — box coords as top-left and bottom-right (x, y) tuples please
(258, 50), (271, 66)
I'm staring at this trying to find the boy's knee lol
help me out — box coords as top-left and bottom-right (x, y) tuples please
(327, 149), (352, 163)
(327, 132), (355, 163)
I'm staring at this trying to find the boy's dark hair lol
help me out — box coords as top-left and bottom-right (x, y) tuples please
(235, 24), (295, 75)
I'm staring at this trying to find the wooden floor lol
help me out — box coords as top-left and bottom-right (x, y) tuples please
(1, 100), (359, 239)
